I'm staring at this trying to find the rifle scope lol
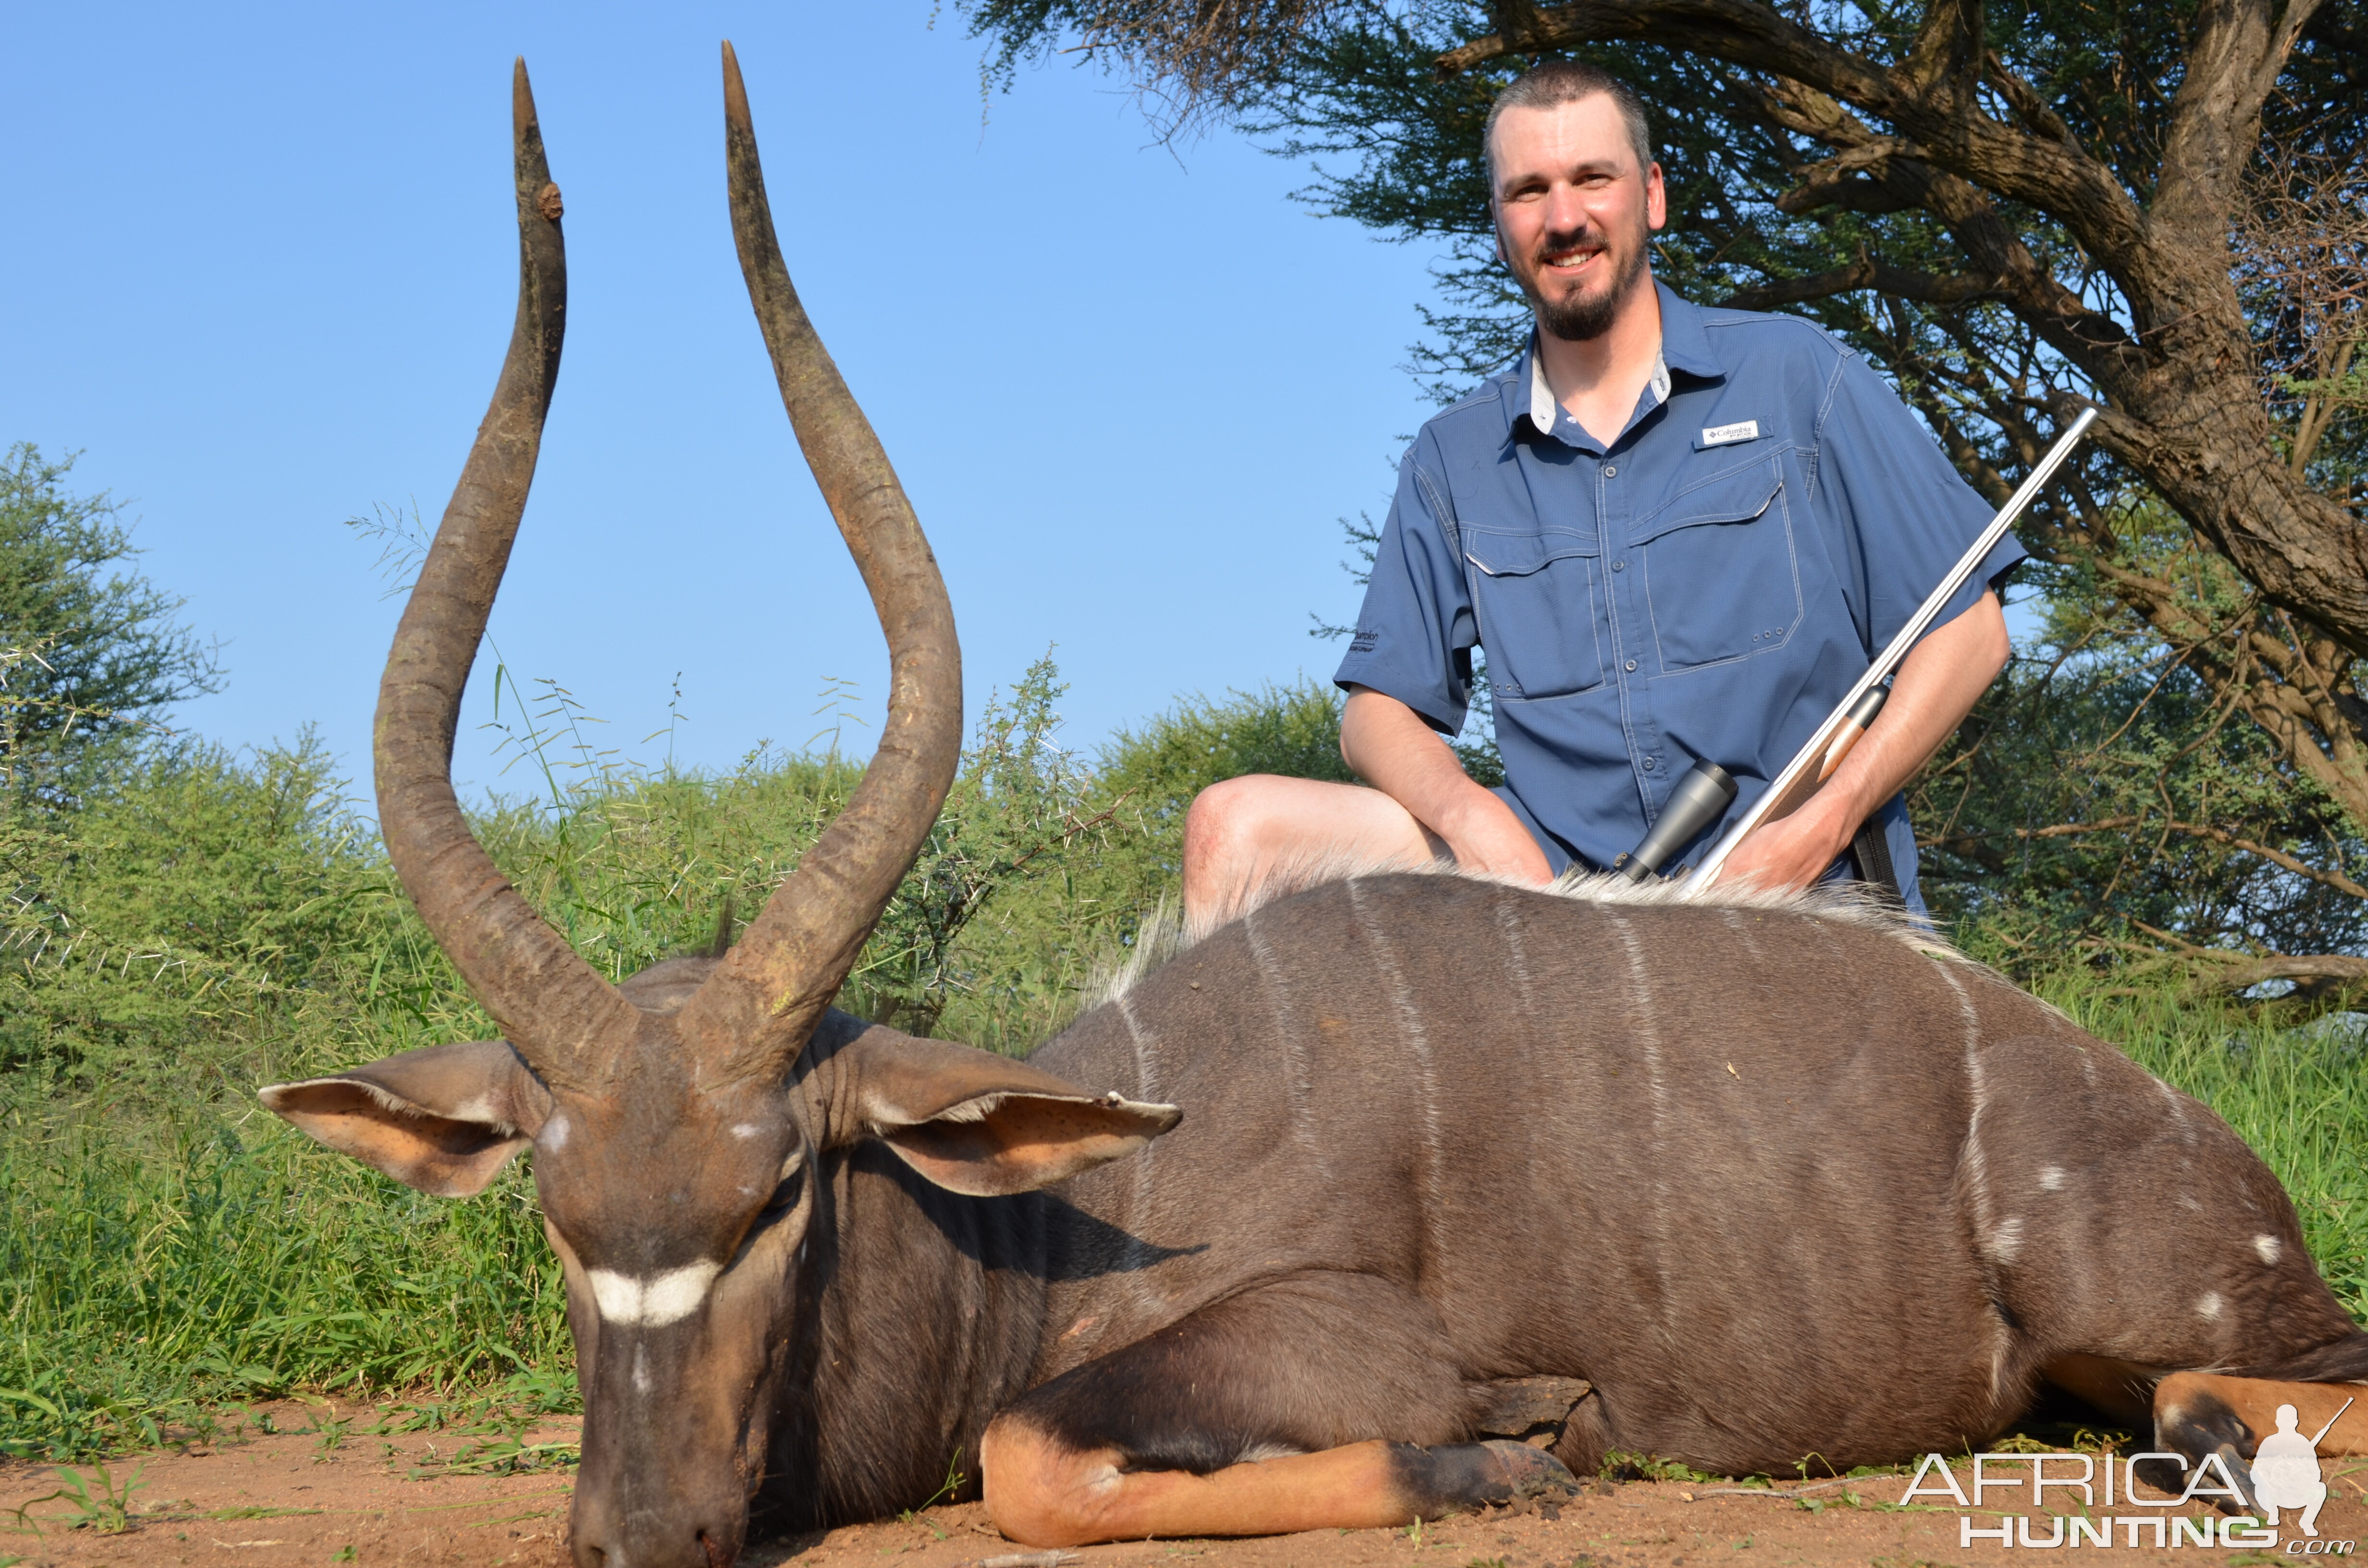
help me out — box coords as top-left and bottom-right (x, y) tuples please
(1610, 759), (1737, 882)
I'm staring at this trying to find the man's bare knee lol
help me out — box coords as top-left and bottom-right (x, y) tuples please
(1182, 775), (1304, 914)
(1184, 775), (1272, 863)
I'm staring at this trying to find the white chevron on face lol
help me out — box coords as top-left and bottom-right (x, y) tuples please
(589, 1262), (724, 1328)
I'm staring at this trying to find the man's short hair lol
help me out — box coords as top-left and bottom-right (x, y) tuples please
(1482, 61), (1654, 189)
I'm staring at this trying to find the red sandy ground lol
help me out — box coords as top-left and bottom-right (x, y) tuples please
(5, 1402), (2363, 1567)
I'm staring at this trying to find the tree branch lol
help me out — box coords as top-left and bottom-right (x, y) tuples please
(1927, 815), (2368, 899)
(2128, 919), (2368, 997)
(1718, 254), (2004, 310)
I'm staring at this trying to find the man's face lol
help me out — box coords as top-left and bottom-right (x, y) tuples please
(1489, 95), (1666, 342)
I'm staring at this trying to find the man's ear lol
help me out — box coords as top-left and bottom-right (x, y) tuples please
(826, 1025), (1180, 1198)
(259, 1040), (552, 1198)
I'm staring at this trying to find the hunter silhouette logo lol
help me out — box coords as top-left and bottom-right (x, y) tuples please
(2254, 1396), (2353, 1537)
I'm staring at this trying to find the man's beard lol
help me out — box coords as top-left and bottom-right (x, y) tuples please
(1518, 223), (1650, 342)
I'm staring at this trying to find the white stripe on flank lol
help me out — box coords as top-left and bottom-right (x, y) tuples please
(1605, 913), (1676, 1348)
(1244, 908), (1327, 1179)
(1715, 906), (1764, 964)
(1347, 879), (1445, 1262)
(1494, 894), (1562, 1254)
(1113, 993), (1168, 1318)
(1934, 962), (2012, 1406)
(1936, 964), (1992, 1234)
(587, 1262), (722, 1328)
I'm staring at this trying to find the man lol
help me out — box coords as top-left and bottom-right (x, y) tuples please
(1182, 61), (2017, 926)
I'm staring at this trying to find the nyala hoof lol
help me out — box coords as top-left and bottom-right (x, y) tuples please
(1391, 1439), (1581, 1519)
(2210, 1442), (2262, 1517)
(2131, 1454), (2188, 1497)
(1476, 1439), (1582, 1503)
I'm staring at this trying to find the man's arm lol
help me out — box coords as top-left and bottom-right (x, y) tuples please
(1717, 590), (2009, 893)
(1340, 686), (1553, 884)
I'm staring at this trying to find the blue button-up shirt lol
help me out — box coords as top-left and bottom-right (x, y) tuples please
(1334, 282), (2024, 911)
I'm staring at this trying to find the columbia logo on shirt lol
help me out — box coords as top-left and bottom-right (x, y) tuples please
(1701, 420), (1761, 446)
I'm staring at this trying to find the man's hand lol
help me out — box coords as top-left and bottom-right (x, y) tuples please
(1341, 687), (1553, 885)
(1718, 590), (2010, 894)
(1714, 789), (1855, 894)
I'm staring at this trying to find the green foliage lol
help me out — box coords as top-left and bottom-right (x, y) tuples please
(1098, 678), (1357, 875)
(0, 446), (218, 802)
(1917, 498), (2368, 973)
(0, 734), (383, 1084)
(851, 654), (1132, 1041)
(8, 1460), (145, 1533)
(0, 1108), (564, 1458)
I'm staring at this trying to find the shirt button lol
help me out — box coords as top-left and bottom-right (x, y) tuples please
(1641, 757), (1656, 770)
(1603, 465), (1617, 478)
(1624, 659), (1638, 672)
(1613, 559), (1626, 572)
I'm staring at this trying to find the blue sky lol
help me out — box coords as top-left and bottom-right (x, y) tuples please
(5, 3), (1447, 797)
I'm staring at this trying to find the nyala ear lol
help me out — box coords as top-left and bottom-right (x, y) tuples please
(259, 1040), (552, 1198)
(833, 1026), (1181, 1198)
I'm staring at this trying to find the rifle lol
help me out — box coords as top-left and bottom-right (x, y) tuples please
(1609, 405), (2099, 887)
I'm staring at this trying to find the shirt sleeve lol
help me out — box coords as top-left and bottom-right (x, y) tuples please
(1813, 353), (2026, 657)
(1332, 438), (1478, 735)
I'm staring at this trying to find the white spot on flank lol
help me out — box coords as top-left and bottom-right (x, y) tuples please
(730, 1123), (762, 1139)
(538, 1114), (569, 1151)
(632, 1343), (652, 1396)
(1984, 1217), (2026, 1265)
(2256, 1233), (2283, 1265)
(588, 1262), (723, 1328)
(2196, 1291), (2224, 1321)
(2038, 1165), (2066, 1192)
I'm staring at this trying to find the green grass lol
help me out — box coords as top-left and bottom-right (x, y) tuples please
(0, 1107), (565, 1457)
(0, 668), (2360, 1462)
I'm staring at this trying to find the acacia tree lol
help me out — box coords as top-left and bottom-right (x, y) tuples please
(970, 0), (2368, 980)
(0, 445), (219, 801)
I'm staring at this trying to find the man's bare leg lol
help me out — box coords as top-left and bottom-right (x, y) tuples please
(1182, 775), (1439, 934)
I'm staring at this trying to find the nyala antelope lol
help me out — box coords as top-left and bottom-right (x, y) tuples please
(264, 45), (2368, 1568)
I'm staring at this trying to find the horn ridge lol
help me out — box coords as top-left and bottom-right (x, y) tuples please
(373, 58), (638, 1090)
(681, 42), (963, 1081)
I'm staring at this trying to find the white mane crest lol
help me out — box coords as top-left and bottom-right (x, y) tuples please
(1087, 849), (1965, 1007)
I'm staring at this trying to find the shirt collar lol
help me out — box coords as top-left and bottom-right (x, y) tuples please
(1653, 280), (1726, 380)
(1510, 279), (1727, 442)
(1526, 341), (1670, 434)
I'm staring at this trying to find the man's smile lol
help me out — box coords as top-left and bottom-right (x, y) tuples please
(1540, 242), (1605, 276)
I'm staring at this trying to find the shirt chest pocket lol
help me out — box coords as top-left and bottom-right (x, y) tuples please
(1636, 457), (1802, 673)
(1462, 529), (1605, 700)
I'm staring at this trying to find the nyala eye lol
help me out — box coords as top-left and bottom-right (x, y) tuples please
(760, 1161), (806, 1217)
